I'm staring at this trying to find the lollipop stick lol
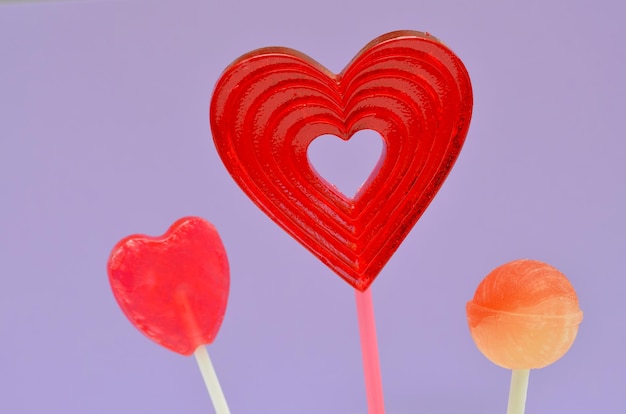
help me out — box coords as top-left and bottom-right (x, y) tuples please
(355, 287), (385, 414)
(507, 369), (530, 414)
(194, 345), (231, 414)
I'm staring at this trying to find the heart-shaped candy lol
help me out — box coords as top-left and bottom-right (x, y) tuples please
(107, 217), (229, 355)
(210, 30), (472, 291)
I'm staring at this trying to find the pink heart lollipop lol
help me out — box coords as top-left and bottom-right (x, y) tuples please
(107, 216), (231, 413)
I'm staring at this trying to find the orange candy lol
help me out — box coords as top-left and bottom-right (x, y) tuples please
(466, 259), (583, 369)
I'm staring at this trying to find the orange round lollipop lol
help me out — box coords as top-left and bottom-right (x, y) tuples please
(467, 259), (582, 369)
(467, 259), (583, 414)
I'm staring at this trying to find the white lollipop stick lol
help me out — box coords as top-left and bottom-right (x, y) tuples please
(507, 369), (530, 414)
(194, 345), (231, 414)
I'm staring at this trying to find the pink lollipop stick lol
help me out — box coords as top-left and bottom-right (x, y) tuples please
(355, 288), (385, 414)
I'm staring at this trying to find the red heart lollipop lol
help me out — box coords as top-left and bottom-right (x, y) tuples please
(107, 216), (229, 356)
(210, 30), (473, 291)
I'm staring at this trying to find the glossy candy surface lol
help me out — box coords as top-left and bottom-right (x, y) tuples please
(210, 31), (473, 291)
(467, 259), (583, 369)
(107, 217), (229, 356)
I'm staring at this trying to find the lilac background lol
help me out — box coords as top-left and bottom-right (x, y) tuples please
(1, 1), (624, 413)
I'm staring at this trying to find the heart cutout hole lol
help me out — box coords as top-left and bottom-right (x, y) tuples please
(307, 130), (385, 199)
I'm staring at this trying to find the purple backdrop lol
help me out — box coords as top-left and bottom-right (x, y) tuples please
(1, 1), (624, 413)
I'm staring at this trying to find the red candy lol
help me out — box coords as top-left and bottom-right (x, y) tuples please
(210, 31), (473, 291)
(107, 217), (229, 356)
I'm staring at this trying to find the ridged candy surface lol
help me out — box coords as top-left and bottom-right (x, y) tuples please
(210, 30), (473, 291)
(467, 259), (582, 369)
